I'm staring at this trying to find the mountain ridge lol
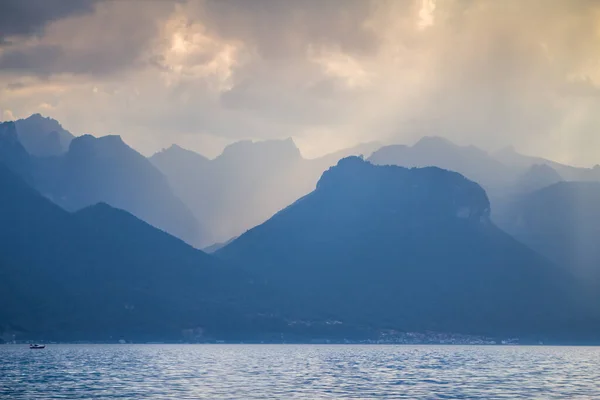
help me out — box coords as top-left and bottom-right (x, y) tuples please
(0, 162), (284, 341)
(219, 157), (585, 339)
(12, 113), (75, 156)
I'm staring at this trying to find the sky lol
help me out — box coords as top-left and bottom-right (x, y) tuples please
(1, 0), (600, 165)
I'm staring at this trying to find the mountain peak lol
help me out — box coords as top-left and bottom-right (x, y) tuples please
(219, 150), (575, 337)
(12, 114), (74, 156)
(514, 164), (563, 193)
(219, 138), (301, 161)
(26, 113), (49, 122)
(19, 113), (67, 131)
(414, 136), (456, 148)
(315, 156), (490, 221)
(158, 144), (209, 160)
(167, 143), (185, 151)
(68, 134), (128, 156)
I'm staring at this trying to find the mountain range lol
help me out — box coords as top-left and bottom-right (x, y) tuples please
(3, 113), (600, 342)
(150, 139), (380, 245)
(219, 157), (590, 339)
(499, 182), (600, 284)
(0, 119), (202, 246)
(12, 113), (74, 156)
(0, 161), (286, 341)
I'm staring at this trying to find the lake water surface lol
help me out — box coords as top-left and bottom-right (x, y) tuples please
(1, 344), (599, 399)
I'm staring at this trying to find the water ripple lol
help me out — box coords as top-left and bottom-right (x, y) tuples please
(1, 345), (600, 399)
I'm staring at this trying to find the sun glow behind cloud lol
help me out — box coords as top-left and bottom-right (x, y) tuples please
(158, 10), (241, 92)
(418, 0), (436, 29)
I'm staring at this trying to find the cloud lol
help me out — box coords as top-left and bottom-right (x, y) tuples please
(1, 0), (600, 164)
(0, 0), (99, 41)
(0, 0), (176, 77)
(195, 0), (379, 58)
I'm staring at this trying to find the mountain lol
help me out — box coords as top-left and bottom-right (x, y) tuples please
(498, 182), (600, 284)
(0, 121), (33, 183)
(491, 164), (564, 227)
(219, 157), (588, 339)
(369, 136), (600, 192)
(151, 144), (211, 173)
(12, 113), (74, 156)
(34, 134), (202, 246)
(0, 122), (201, 246)
(203, 236), (238, 254)
(311, 141), (383, 167)
(204, 139), (311, 244)
(367, 137), (593, 230)
(0, 162), (284, 341)
(150, 139), (372, 246)
(493, 146), (600, 182)
(514, 164), (563, 193)
(369, 136), (515, 189)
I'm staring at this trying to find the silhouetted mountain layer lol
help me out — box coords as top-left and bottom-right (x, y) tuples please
(13, 113), (74, 156)
(150, 139), (373, 246)
(0, 163), (285, 341)
(367, 137), (600, 234)
(28, 134), (202, 246)
(514, 164), (563, 193)
(0, 121), (33, 184)
(369, 136), (515, 189)
(203, 237), (238, 254)
(493, 146), (600, 182)
(220, 157), (589, 339)
(498, 182), (600, 286)
(0, 123), (201, 246)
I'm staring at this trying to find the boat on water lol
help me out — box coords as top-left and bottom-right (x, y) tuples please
(29, 344), (45, 349)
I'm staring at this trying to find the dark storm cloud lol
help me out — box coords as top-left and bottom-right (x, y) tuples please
(0, 45), (62, 75)
(0, 0), (99, 40)
(0, 0), (178, 77)
(0, 42), (143, 77)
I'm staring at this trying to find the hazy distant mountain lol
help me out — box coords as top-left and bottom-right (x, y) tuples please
(514, 164), (563, 193)
(35, 134), (202, 246)
(0, 163), (282, 341)
(498, 182), (600, 284)
(12, 113), (74, 156)
(151, 144), (211, 174)
(311, 141), (383, 167)
(493, 146), (600, 182)
(203, 237), (238, 254)
(366, 136), (596, 231)
(490, 164), (564, 227)
(150, 139), (374, 246)
(219, 157), (584, 338)
(369, 136), (514, 189)
(369, 137), (599, 193)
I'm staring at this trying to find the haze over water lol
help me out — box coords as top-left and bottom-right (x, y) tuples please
(1, 344), (599, 399)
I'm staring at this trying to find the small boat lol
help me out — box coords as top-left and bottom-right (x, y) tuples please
(29, 344), (45, 349)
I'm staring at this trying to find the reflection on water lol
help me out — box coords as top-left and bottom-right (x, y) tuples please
(1, 344), (599, 399)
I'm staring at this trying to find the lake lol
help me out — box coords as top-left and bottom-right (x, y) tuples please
(1, 344), (599, 399)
